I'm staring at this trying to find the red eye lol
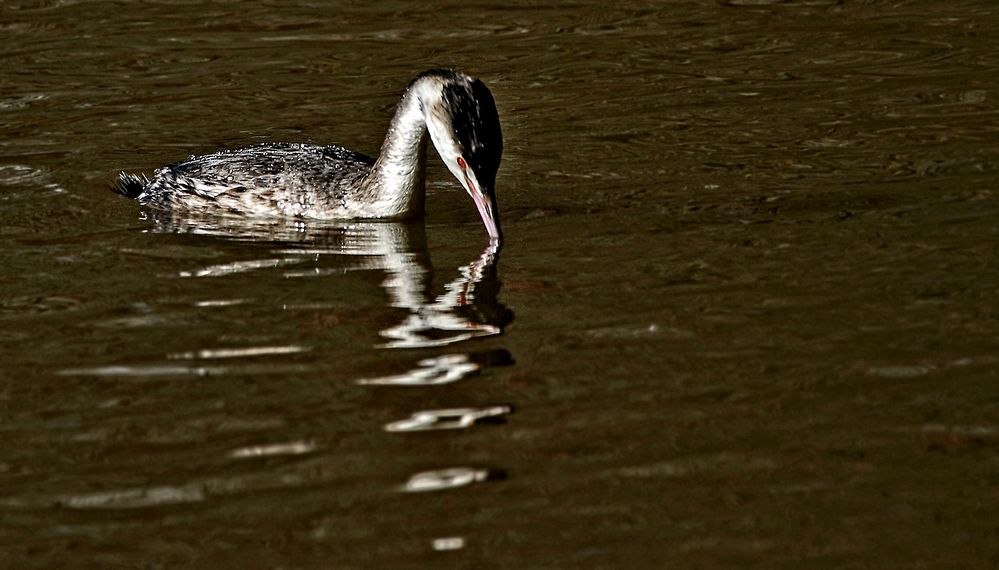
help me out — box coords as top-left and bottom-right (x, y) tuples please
(457, 157), (467, 170)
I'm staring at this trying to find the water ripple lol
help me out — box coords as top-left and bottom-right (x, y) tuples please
(229, 440), (317, 459)
(401, 467), (494, 493)
(167, 345), (309, 360)
(194, 298), (249, 307)
(178, 257), (305, 278)
(356, 354), (479, 386)
(57, 363), (310, 379)
(432, 537), (466, 551)
(60, 485), (205, 510)
(384, 406), (512, 432)
(0, 163), (66, 194)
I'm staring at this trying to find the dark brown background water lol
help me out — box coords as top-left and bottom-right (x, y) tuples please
(2, 1), (998, 568)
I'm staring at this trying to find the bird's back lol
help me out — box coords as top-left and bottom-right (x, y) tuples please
(126, 143), (375, 218)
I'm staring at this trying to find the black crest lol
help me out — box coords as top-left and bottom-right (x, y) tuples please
(439, 75), (503, 189)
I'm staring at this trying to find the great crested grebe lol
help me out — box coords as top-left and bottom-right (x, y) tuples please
(114, 69), (503, 241)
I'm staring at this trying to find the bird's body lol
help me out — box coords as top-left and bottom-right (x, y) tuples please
(120, 143), (377, 219)
(116, 69), (503, 240)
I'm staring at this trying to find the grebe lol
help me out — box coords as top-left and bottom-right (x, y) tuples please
(114, 69), (503, 241)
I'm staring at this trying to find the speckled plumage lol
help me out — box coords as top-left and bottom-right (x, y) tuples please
(115, 69), (504, 237)
(122, 143), (375, 218)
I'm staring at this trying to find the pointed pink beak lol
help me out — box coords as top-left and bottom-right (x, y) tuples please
(463, 172), (502, 243)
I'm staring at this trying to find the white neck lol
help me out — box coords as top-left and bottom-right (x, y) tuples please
(358, 83), (434, 219)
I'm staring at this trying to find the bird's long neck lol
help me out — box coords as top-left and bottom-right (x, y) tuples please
(360, 87), (428, 219)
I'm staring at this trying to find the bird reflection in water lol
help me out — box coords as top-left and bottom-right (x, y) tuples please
(379, 238), (506, 349)
(143, 210), (513, 362)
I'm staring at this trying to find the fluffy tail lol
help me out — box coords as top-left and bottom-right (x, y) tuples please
(113, 172), (149, 199)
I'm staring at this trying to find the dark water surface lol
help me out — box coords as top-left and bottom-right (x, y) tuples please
(2, 1), (998, 568)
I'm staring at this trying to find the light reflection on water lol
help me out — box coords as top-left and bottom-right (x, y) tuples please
(168, 345), (310, 360)
(431, 536), (467, 551)
(356, 353), (482, 386)
(177, 256), (306, 278)
(229, 440), (317, 459)
(401, 467), (498, 493)
(384, 405), (512, 432)
(57, 362), (312, 378)
(60, 485), (207, 510)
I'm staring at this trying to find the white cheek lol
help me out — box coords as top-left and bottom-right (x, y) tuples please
(426, 122), (466, 184)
